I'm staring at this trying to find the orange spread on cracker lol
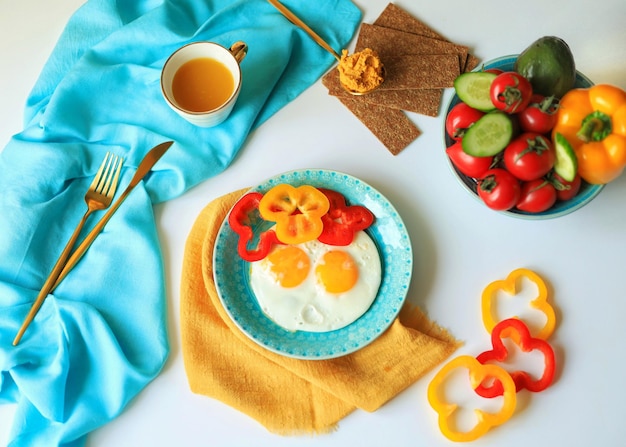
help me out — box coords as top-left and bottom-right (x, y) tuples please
(337, 48), (384, 93)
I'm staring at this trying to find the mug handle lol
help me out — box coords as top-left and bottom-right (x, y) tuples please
(229, 41), (248, 63)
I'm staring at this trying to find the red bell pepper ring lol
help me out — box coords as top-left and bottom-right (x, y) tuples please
(317, 188), (375, 246)
(228, 192), (281, 262)
(475, 318), (556, 398)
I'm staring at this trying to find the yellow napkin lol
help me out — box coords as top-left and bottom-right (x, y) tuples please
(180, 189), (461, 434)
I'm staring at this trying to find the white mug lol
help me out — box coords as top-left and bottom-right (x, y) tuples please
(161, 41), (247, 127)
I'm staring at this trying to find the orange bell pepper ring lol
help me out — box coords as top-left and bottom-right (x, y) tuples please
(258, 184), (330, 245)
(428, 355), (517, 442)
(481, 268), (556, 341)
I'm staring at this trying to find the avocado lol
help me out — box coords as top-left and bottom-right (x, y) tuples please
(514, 36), (576, 98)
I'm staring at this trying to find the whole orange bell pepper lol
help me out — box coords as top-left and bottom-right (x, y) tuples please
(552, 84), (626, 184)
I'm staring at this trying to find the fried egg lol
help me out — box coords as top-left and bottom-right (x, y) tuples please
(249, 230), (382, 332)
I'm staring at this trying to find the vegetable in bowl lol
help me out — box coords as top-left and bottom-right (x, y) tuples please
(443, 54), (604, 219)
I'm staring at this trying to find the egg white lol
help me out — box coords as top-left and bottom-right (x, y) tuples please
(249, 230), (382, 332)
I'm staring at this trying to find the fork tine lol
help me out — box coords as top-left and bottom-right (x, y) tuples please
(103, 155), (124, 199)
(94, 153), (115, 195)
(93, 153), (122, 195)
(90, 152), (111, 191)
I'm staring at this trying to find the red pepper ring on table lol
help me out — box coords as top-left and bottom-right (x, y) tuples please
(475, 318), (556, 398)
(317, 188), (375, 246)
(228, 192), (281, 262)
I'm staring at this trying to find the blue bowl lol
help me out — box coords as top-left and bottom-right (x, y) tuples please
(443, 55), (604, 219)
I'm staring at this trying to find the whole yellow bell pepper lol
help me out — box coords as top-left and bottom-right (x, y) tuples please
(553, 84), (626, 184)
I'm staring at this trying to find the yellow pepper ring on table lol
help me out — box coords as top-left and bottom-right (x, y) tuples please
(258, 184), (330, 245)
(481, 268), (556, 341)
(427, 355), (517, 442)
(552, 84), (626, 184)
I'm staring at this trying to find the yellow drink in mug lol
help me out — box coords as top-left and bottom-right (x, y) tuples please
(161, 41), (247, 127)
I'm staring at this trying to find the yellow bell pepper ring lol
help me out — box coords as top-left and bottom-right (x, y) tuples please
(427, 355), (517, 442)
(481, 268), (556, 341)
(258, 184), (330, 245)
(553, 84), (626, 184)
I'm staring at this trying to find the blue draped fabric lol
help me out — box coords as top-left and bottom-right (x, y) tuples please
(0, 0), (361, 445)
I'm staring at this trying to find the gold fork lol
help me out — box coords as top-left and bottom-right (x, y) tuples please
(13, 152), (124, 345)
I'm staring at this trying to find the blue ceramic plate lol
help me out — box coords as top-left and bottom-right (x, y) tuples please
(444, 55), (604, 219)
(213, 169), (412, 360)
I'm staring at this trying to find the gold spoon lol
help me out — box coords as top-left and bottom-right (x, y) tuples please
(267, 0), (384, 95)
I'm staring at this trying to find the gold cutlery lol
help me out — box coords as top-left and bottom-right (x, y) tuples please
(50, 140), (174, 288)
(13, 141), (173, 345)
(13, 152), (123, 345)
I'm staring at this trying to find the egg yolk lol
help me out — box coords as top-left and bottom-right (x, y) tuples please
(266, 245), (310, 288)
(315, 250), (359, 293)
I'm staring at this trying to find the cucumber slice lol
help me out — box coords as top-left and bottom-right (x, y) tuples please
(461, 112), (513, 157)
(553, 132), (578, 181)
(453, 72), (498, 112)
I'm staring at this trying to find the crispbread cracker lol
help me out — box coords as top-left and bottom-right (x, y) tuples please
(337, 95), (421, 155)
(380, 54), (459, 90)
(463, 54), (480, 72)
(373, 3), (480, 72)
(356, 24), (469, 73)
(322, 3), (480, 154)
(322, 68), (442, 116)
(373, 3), (445, 39)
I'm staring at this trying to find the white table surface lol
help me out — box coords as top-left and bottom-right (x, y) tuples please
(2, 1), (625, 446)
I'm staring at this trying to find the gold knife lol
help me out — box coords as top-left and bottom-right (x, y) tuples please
(13, 140), (174, 345)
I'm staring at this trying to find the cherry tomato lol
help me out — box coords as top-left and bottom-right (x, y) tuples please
(445, 102), (485, 141)
(484, 68), (504, 75)
(477, 168), (521, 211)
(518, 94), (559, 134)
(503, 132), (556, 181)
(446, 140), (493, 178)
(549, 171), (582, 201)
(490, 71), (533, 114)
(516, 179), (557, 213)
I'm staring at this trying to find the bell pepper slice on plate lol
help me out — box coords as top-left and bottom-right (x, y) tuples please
(475, 318), (556, 398)
(481, 268), (556, 341)
(317, 188), (375, 246)
(258, 184), (330, 245)
(552, 84), (626, 184)
(428, 355), (517, 442)
(228, 192), (281, 262)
